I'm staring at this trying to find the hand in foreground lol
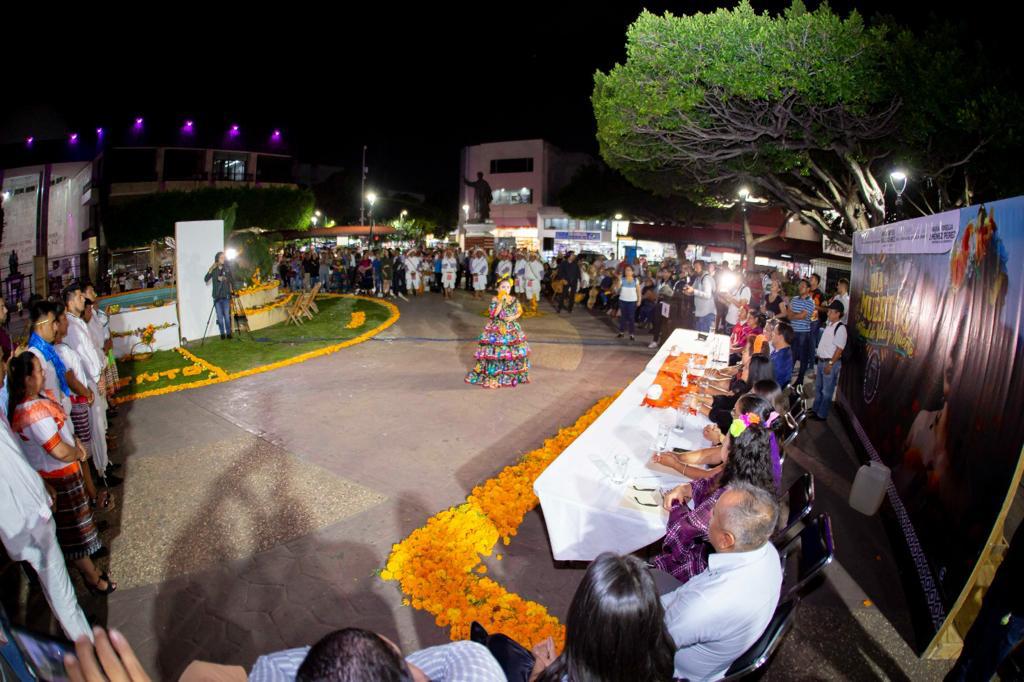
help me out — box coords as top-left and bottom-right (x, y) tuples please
(529, 637), (557, 680)
(66, 628), (152, 682)
(663, 483), (693, 511)
(650, 451), (679, 467)
(703, 424), (722, 444)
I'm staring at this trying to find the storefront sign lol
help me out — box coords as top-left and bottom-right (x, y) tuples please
(554, 231), (602, 241)
(822, 234), (854, 259)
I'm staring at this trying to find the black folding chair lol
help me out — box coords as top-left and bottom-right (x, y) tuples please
(720, 597), (801, 680)
(788, 384), (808, 425)
(772, 472), (814, 546)
(780, 411), (800, 449)
(778, 513), (835, 601)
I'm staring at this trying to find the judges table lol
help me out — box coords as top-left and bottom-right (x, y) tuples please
(534, 329), (730, 561)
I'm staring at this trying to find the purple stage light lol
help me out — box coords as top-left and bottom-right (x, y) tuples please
(229, 124), (240, 138)
(272, 129), (282, 140)
(26, 136), (34, 146)
(96, 127), (104, 135)
(70, 133), (79, 143)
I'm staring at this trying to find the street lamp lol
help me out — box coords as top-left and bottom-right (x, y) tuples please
(462, 204), (470, 222)
(311, 215), (318, 227)
(738, 188), (750, 267)
(400, 209), (408, 225)
(367, 192), (378, 241)
(890, 170), (908, 222)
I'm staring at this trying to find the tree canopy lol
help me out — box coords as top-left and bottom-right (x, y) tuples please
(104, 186), (314, 249)
(592, 1), (1024, 237)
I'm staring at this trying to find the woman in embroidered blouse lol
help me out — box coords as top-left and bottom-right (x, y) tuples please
(648, 412), (776, 586)
(8, 352), (117, 594)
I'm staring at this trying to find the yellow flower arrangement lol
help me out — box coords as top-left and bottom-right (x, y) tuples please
(380, 395), (616, 651)
(245, 294), (295, 317)
(235, 280), (279, 297)
(346, 311), (366, 329)
(111, 321), (176, 339)
(111, 295), (399, 404)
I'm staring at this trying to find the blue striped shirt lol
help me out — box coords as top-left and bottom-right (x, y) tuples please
(248, 640), (505, 682)
(788, 296), (814, 333)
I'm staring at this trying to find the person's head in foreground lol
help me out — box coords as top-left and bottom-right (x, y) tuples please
(827, 299), (844, 323)
(710, 482), (780, 554)
(717, 413), (776, 494)
(535, 553), (675, 682)
(297, 628), (415, 682)
(8, 352), (42, 418)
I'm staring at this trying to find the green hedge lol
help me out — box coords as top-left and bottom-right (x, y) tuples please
(104, 187), (314, 249)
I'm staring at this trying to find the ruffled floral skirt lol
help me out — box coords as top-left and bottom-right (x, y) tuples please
(465, 320), (531, 388)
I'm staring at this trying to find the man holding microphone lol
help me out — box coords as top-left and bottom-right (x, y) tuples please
(204, 252), (234, 340)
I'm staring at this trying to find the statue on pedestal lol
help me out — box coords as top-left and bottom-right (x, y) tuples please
(463, 172), (493, 223)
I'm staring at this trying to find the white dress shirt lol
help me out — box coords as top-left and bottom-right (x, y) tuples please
(725, 285), (751, 325)
(66, 314), (104, 383)
(248, 640), (504, 682)
(816, 320), (848, 360)
(662, 542), (783, 681)
(0, 416), (54, 563)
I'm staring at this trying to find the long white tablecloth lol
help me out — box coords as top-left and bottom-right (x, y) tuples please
(534, 329), (730, 561)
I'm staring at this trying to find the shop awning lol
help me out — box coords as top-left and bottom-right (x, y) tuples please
(276, 225), (397, 239)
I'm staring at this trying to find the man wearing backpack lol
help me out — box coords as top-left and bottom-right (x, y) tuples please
(808, 300), (847, 421)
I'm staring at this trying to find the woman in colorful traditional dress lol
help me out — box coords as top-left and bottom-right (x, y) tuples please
(465, 276), (531, 388)
(8, 352), (117, 595)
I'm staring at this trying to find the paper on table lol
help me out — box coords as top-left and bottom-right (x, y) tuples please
(618, 488), (668, 515)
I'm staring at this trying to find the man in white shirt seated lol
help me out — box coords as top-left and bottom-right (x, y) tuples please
(236, 627), (505, 682)
(661, 482), (783, 681)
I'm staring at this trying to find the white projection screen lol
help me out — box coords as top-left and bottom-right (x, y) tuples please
(174, 220), (225, 344)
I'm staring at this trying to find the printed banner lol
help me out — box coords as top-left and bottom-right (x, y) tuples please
(842, 197), (1024, 651)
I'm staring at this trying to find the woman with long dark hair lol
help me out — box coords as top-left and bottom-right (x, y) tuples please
(653, 394), (783, 490)
(648, 416), (776, 589)
(8, 352), (116, 594)
(686, 355), (775, 431)
(532, 553), (675, 682)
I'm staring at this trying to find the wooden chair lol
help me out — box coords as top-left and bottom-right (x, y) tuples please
(287, 291), (311, 325)
(307, 281), (322, 314)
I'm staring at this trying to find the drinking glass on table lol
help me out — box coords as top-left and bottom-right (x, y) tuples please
(609, 452), (629, 484)
(654, 423), (671, 452)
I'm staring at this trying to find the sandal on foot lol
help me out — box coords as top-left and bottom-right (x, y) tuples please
(91, 491), (116, 513)
(86, 576), (117, 596)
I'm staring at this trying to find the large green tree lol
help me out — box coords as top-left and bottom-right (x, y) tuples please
(592, 1), (1023, 239)
(104, 187), (314, 249)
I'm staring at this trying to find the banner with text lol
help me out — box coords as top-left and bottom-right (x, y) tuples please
(842, 199), (1024, 651)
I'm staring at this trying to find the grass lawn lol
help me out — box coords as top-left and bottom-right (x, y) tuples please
(115, 296), (395, 400)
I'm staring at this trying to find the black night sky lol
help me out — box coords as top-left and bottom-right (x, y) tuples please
(2, 1), (1011, 213)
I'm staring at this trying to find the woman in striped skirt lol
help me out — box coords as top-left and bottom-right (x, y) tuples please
(8, 353), (117, 595)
